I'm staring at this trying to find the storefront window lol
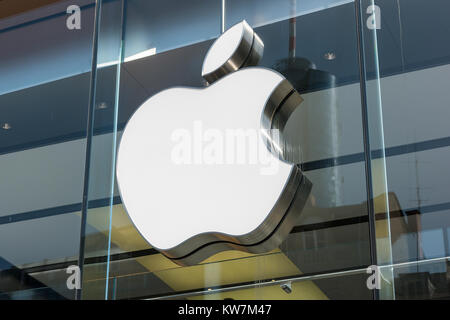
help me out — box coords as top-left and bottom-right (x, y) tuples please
(1, 0), (449, 300)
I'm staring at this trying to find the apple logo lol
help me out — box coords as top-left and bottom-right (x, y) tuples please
(116, 20), (312, 266)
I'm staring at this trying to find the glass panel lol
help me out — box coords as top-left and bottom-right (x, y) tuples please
(0, 1), (95, 299)
(359, 0), (450, 299)
(100, 0), (373, 300)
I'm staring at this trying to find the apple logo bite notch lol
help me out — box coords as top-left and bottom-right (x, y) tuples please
(116, 20), (312, 266)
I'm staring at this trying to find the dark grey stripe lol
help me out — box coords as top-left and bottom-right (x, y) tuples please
(16, 200), (450, 275)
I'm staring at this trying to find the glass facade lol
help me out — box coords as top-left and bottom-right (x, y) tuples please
(0, 0), (449, 300)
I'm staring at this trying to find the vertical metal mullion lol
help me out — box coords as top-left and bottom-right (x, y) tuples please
(354, 0), (379, 300)
(76, 0), (103, 301)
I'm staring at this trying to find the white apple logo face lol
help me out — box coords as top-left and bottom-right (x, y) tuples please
(116, 21), (311, 266)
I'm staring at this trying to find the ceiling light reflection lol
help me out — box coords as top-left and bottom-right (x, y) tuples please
(97, 48), (157, 69)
